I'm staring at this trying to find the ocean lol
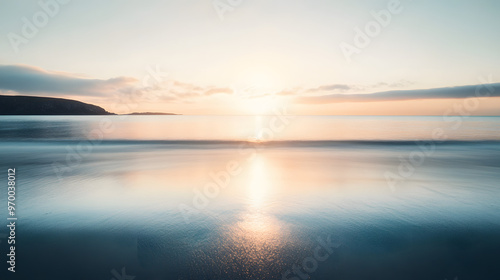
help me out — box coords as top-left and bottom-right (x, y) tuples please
(0, 116), (499, 280)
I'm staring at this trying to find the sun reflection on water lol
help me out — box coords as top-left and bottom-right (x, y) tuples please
(217, 153), (291, 278)
(247, 155), (269, 209)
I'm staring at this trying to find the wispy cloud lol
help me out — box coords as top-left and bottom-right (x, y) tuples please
(276, 89), (297, 96)
(307, 84), (353, 93)
(278, 80), (415, 97)
(296, 83), (500, 104)
(0, 65), (137, 97)
(373, 80), (414, 89)
(155, 84), (233, 102)
(0, 65), (233, 103)
(204, 87), (233, 96)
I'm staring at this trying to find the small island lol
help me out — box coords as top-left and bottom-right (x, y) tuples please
(127, 112), (179, 115)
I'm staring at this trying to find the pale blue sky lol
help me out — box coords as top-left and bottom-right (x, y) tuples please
(1, 0), (499, 114)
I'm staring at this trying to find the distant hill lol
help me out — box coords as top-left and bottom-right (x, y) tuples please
(127, 112), (179, 115)
(0, 95), (113, 115)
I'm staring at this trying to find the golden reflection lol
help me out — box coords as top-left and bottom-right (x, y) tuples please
(247, 155), (269, 209)
(220, 212), (288, 278)
(215, 153), (290, 277)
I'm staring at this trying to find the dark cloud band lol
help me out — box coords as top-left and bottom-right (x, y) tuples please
(297, 83), (500, 104)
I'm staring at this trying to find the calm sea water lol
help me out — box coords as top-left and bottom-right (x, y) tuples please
(1, 116), (500, 280)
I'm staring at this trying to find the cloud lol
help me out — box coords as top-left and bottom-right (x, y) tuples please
(161, 85), (233, 101)
(204, 87), (233, 96)
(276, 89), (297, 96)
(296, 83), (500, 104)
(0, 64), (234, 103)
(304, 80), (414, 95)
(173, 81), (203, 92)
(274, 80), (414, 97)
(0, 64), (137, 97)
(373, 80), (414, 89)
(167, 82), (233, 97)
(307, 84), (352, 93)
(387, 80), (414, 88)
(6, 64), (495, 108)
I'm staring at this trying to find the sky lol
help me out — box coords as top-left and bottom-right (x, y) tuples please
(0, 0), (499, 115)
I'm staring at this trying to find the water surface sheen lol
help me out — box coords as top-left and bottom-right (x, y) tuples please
(0, 116), (499, 280)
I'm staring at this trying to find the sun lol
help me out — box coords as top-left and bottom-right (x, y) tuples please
(234, 67), (282, 94)
(245, 96), (284, 115)
(231, 67), (286, 115)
